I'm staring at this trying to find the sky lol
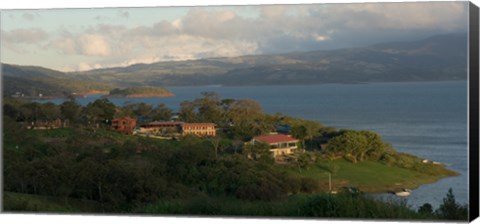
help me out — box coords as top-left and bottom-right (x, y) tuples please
(0, 1), (469, 72)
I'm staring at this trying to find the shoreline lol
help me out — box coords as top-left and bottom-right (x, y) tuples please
(103, 92), (175, 98)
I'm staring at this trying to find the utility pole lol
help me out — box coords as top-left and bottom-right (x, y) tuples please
(329, 172), (332, 192)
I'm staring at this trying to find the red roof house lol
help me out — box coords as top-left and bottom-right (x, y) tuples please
(252, 134), (299, 157)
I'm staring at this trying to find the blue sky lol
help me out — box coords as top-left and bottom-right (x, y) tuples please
(1, 1), (468, 72)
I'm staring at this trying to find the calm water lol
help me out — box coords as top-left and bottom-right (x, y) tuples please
(40, 81), (468, 209)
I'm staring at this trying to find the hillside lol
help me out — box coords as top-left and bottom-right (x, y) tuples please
(70, 33), (467, 86)
(2, 64), (177, 99)
(107, 86), (174, 98)
(2, 64), (115, 98)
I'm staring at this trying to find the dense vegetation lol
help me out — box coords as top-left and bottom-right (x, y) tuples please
(108, 86), (173, 97)
(2, 94), (467, 220)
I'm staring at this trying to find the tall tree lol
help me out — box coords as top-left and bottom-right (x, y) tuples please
(194, 92), (223, 123)
(151, 103), (173, 121)
(60, 100), (81, 124)
(84, 99), (116, 126)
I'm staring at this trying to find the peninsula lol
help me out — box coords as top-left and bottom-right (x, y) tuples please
(105, 86), (174, 98)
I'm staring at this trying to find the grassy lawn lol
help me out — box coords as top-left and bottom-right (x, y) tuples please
(3, 191), (102, 213)
(283, 159), (452, 193)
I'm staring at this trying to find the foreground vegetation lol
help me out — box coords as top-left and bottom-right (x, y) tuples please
(2, 93), (466, 220)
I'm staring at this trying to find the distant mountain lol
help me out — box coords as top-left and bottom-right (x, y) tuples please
(2, 33), (468, 96)
(69, 33), (467, 86)
(2, 64), (114, 98)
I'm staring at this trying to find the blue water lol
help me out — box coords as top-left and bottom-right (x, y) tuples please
(39, 81), (468, 209)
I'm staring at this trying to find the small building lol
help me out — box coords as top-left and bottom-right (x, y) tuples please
(139, 121), (184, 135)
(27, 118), (69, 130)
(139, 121), (216, 137)
(112, 117), (137, 134)
(182, 123), (216, 137)
(252, 134), (299, 157)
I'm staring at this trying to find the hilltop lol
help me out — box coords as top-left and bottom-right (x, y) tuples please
(1, 64), (172, 99)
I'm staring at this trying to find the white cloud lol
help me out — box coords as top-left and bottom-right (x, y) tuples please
(2, 28), (48, 44)
(77, 34), (112, 56)
(2, 2), (468, 71)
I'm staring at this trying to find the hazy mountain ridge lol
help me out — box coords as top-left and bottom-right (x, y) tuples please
(2, 33), (468, 94)
(69, 33), (467, 86)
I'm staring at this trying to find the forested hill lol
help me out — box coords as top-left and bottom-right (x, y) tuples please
(70, 33), (467, 86)
(2, 64), (114, 98)
(1, 64), (175, 98)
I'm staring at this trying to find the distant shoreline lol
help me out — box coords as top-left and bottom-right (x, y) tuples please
(103, 92), (175, 98)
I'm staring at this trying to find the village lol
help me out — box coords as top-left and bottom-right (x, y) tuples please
(112, 117), (302, 160)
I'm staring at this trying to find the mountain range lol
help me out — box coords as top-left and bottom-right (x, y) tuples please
(2, 33), (468, 98)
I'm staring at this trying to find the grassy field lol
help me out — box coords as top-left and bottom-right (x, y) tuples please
(283, 159), (455, 192)
(3, 192), (102, 213)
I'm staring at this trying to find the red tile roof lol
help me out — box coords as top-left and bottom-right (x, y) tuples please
(253, 134), (298, 144)
(112, 117), (136, 122)
(147, 121), (184, 126)
(182, 123), (215, 127)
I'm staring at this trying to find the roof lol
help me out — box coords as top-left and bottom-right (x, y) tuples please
(182, 123), (215, 127)
(112, 117), (136, 122)
(147, 121), (184, 126)
(253, 134), (298, 144)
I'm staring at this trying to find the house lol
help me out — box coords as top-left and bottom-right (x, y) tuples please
(27, 118), (69, 130)
(252, 134), (299, 157)
(139, 121), (184, 136)
(139, 121), (216, 137)
(182, 123), (216, 137)
(112, 117), (137, 134)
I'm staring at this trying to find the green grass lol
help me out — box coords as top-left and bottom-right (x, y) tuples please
(3, 191), (102, 213)
(283, 159), (453, 192)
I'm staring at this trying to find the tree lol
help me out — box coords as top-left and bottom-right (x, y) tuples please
(227, 99), (266, 140)
(151, 103), (173, 121)
(194, 92), (223, 123)
(84, 99), (116, 127)
(325, 130), (387, 163)
(60, 100), (81, 124)
(208, 137), (222, 159)
(326, 130), (367, 163)
(179, 100), (198, 122)
(435, 188), (468, 220)
(243, 141), (274, 164)
(39, 102), (61, 121)
(291, 125), (307, 149)
(418, 203), (433, 215)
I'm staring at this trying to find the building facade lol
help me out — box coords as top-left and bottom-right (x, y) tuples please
(182, 123), (216, 137)
(112, 117), (137, 134)
(252, 134), (299, 157)
(140, 121), (216, 137)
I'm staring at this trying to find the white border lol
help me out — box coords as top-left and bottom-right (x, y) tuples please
(0, 0), (476, 9)
(0, 0), (478, 224)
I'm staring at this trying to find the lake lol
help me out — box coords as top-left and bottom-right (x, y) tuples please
(39, 80), (469, 209)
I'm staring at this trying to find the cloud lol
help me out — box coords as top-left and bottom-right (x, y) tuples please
(2, 28), (48, 44)
(4, 2), (468, 72)
(77, 34), (112, 56)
